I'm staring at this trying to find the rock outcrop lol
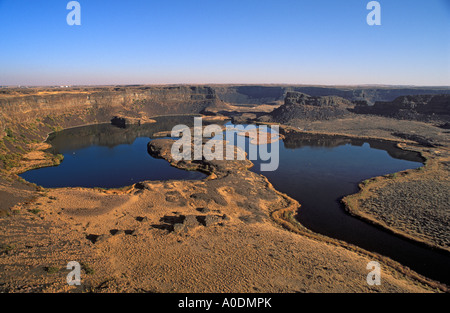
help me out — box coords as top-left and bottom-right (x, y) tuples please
(265, 92), (354, 123)
(110, 116), (142, 128)
(212, 85), (450, 106)
(214, 85), (286, 105)
(352, 94), (450, 121)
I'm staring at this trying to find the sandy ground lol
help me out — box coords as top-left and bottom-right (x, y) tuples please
(0, 177), (36, 217)
(0, 173), (434, 293)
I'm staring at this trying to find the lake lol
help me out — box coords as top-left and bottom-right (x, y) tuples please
(19, 116), (211, 188)
(19, 117), (450, 286)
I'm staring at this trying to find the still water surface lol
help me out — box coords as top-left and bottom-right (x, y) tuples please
(20, 116), (210, 188)
(248, 134), (450, 286)
(19, 118), (450, 286)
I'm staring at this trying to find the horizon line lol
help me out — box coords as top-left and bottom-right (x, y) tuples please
(2, 83), (450, 89)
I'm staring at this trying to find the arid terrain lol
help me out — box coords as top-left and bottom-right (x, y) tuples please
(0, 85), (449, 293)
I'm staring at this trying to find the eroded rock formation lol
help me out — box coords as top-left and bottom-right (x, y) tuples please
(265, 92), (354, 123)
(352, 94), (450, 122)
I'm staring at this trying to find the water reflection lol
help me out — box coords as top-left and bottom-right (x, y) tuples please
(47, 115), (208, 153)
(20, 116), (220, 188)
(282, 132), (424, 163)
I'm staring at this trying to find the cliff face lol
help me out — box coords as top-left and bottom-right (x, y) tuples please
(214, 86), (286, 105)
(0, 86), (218, 135)
(265, 92), (450, 124)
(1, 85), (449, 141)
(2, 85), (449, 130)
(213, 85), (450, 106)
(284, 92), (353, 107)
(288, 87), (450, 104)
(267, 92), (354, 123)
(353, 94), (450, 121)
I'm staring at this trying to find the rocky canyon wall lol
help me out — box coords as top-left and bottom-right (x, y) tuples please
(0, 85), (218, 134)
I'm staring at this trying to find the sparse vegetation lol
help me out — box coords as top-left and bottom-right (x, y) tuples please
(81, 262), (95, 275)
(5, 128), (14, 138)
(45, 266), (60, 274)
(15, 145), (26, 153)
(0, 153), (21, 170)
(54, 153), (64, 163)
(46, 115), (56, 123)
(1, 244), (15, 254)
(29, 208), (41, 214)
(386, 173), (398, 179)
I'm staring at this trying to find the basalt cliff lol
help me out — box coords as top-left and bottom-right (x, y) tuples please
(0, 86), (218, 131)
(352, 94), (450, 122)
(264, 91), (354, 123)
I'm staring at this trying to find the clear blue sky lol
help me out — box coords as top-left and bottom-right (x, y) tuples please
(0, 0), (449, 86)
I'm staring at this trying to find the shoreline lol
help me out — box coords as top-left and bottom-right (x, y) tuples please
(276, 124), (449, 253)
(1, 116), (449, 292)
(147, 137), (447, 292)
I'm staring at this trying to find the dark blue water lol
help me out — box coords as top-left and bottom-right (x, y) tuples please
(19, 118), (450, 286)
(250, 138), (424, 240)
(246, 132), (450, 286)
(20, 137), (205, 188)
(20, 116), (208, 188)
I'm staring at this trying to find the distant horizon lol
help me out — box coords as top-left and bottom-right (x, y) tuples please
(1, 1), (449, 86)
(2, 83), (450, 89)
